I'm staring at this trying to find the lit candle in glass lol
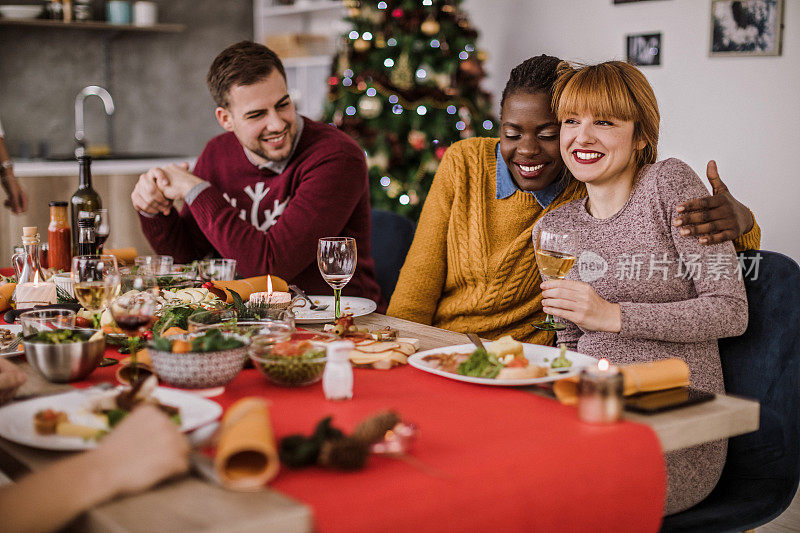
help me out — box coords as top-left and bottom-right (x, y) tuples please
(249, 276), (292, 309)
(578, 358), (623, 424)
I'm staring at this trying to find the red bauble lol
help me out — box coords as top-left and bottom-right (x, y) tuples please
(391, 8), (403, 18)
(328, 76), (339, 86)
(435, 146), (448, 159)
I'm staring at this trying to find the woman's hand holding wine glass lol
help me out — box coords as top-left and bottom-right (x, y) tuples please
(317, 237), (356, 319)
(532, 228), (576, 331)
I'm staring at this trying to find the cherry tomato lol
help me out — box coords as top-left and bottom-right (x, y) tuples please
(74, 316), (92, 328)
(506, 356), (529, 368)
(201, 282), (214, 289)
(143, 330), (153, 340)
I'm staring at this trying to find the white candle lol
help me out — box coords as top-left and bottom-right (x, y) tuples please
(14, 282), (57, 309)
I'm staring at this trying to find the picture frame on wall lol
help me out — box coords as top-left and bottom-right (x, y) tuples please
(626, 33), (661, 66)
(710, 0), (783, 56)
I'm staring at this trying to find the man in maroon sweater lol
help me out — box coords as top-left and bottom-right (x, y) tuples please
(131, 41), (383, 308)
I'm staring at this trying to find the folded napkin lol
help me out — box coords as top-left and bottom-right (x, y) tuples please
(210, 275), (288, 304)
(104, 247), (138, 265)
(215, 397), (280, 491)
(553, 358), (690, 406)
(0, 283), (15, 313)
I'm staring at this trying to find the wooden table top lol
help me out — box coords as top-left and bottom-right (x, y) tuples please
(0, 312), (760, 531)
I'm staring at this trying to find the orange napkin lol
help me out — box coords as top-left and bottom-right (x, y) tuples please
(0, 283), (15, 313)
(104, 247), (138, 265)
(214, 397), (280, 491)
(553, 358), (691, 406)
(211, 275), (288, 304)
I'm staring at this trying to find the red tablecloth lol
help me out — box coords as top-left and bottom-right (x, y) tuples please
(61, 344), (667, 532)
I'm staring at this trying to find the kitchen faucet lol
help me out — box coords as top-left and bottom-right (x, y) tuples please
(74, 85), (115, 158)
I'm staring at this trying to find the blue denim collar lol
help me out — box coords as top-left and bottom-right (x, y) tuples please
(494, 143), (568, 208)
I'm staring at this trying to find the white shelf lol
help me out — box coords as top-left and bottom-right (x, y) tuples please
(258, 1), (344, 17)
(283, 55), (334, 68)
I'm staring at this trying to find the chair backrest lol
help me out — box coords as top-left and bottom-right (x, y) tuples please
(369, 209), (416, 302)
(717, 250), (800, 519)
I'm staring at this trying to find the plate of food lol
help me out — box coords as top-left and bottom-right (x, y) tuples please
(0, 324), (23, 357)
(408, 336), (598, 386)
(293, 296), (377, 324)
(0, 376), (222, 450)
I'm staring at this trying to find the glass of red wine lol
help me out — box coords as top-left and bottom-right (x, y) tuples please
(95, 209), (110, 254)
(110, 273), (158, 380)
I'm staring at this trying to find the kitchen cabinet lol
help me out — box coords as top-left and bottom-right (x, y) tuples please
(253, 0), (346, 119)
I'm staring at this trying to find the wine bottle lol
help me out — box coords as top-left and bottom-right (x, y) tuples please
(77, 217), (97, 256)
(70, 155), (101, 254)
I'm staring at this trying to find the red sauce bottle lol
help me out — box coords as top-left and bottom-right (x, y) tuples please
(48, 201), (72, 272)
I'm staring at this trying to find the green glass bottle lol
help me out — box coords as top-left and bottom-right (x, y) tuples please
(69, 155), (101, 254)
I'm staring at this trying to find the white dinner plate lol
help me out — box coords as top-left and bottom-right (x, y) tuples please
(293, 296), (377, 324)
(0, 325), (23, 358)
(409, 343), (598, 386)
(0, 387), (222, 451)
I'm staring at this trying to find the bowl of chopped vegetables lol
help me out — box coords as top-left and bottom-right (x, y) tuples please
(249, 334), (335, 387)
(23, 328), (105, 383)
(147, 329), (250, 389)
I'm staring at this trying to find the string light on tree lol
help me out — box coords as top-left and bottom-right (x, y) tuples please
(324, 0), (497, 219)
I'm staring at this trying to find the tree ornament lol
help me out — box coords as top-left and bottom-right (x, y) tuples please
(366, 149), (389, 171)
(375, 32), (386, 48)
(477, 50), (488, 62)
(391, 7), (403, 18)
(358, 95), (383, 119)
(433, 73), (451, 89)
(435, 145), (448, 160)
(420, 16), (440, 36)
(353, 38), (371, 53)
(390, 52), (414, 90)
(408, 130), (428, 151)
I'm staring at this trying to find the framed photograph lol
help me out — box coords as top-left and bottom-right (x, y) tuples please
(711, 0), (784, 56)
(626, 33), (662, 66)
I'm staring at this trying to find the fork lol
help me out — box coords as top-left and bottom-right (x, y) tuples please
(288, 285), (329, 311)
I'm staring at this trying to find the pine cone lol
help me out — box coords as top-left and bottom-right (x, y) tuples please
(351, 410), (402, 444)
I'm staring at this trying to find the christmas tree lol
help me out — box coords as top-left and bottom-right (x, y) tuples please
(323, 0), (497, 219)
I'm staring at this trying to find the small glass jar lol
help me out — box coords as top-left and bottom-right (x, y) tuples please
(578, 360), (623, 424)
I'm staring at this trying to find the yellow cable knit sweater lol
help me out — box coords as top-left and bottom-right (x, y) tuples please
(387, 137), (761, 345)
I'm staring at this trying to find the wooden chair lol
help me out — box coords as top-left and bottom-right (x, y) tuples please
(661, 250), (800, 532)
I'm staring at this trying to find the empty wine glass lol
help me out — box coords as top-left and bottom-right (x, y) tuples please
(317, 237), (356, 319)
(110, 273), (159, 379)
(95, 209), (110, 254)
(135, 255), (173, 275)
(532, 227), (576, 331)
(198, 259), (237, 282)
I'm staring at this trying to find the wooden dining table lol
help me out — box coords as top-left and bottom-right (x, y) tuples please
(0, 313), (760, 532)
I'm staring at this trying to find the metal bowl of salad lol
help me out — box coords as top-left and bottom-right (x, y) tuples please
(23, 328), (105, 383)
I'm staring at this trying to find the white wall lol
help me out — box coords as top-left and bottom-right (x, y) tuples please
(463, 0), (800, 263)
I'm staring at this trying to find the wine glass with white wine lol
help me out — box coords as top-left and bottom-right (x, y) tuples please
(317, 237), (356, 319)
(72, 255), (120, 366)
(532, 227), (576, 331)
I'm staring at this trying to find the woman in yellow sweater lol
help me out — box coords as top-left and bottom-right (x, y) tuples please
(387, 55), (760, 344)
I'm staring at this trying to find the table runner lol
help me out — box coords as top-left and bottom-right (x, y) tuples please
(58, 344), (667, 532)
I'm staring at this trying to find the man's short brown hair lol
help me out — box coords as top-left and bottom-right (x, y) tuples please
(206, 41), (287, 108)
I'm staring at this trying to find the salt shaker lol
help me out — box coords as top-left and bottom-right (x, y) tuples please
(323, 340), (354, 400)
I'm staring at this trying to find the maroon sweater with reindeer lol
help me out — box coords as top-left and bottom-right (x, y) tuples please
(138, 118), (383, 307)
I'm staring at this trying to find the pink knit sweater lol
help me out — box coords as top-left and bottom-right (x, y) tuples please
(537, 158), (748, 514)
